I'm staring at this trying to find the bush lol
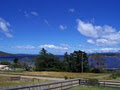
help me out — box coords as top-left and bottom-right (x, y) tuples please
(64, 76), (68, 80)
(110, 73), (120, 79)
(87, 79), (99, 86)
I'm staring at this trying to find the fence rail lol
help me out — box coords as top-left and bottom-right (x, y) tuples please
(0, 79), (80, 90)
(99, 80), (120, 88)
(0, 79), (120, 90)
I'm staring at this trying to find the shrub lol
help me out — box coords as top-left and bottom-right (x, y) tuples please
(110, 73), (120, 79)
(64, 76), (68, 80)
(87, 79), (99, 86)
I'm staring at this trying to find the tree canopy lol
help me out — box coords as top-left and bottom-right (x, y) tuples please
(34, 48), (89, 72)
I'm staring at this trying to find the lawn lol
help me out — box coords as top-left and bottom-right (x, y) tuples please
(0, 71), (110, 80)
(71, 86), (120, 90)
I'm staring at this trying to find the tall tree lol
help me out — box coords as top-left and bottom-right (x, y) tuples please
(13, 58), (20, 68)
(62, 52), (70, 71)
(63, 50), (89, 72)
(34, 48), (62, 71)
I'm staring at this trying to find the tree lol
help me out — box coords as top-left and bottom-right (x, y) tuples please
(14, 58), (19, 63)
(21, 57), (32, 71)
(0, 61), (11, 66)
(13, 58), (21, 68)
(40, 48), (47, 55)
(34, 48), (62, 71)
(61, 52), (70, 71)
(63, 50), (89, 72)
(89, 53), (106, 73)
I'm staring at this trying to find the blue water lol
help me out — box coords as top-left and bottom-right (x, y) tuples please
(0, 56), (120, 68)
(105, 57), (120, 68)
(0, 56), (36, 62)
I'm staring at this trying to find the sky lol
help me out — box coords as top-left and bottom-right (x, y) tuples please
(0, 0), (120, 55)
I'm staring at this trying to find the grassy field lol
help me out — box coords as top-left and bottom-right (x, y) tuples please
(0, 75), (11, 82)
(71, 86), (120, 90)
(0, 75), (50, 87)
(0, 71), (110, 80)
(0, 80), (47, 87)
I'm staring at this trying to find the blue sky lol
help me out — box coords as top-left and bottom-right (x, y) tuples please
(0, 0), (120, 54)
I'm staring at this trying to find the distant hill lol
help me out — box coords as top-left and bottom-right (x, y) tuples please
(0, 51), (13, 57)
(1, 51), (119, 58)
(89, 52), (120, 57)
(0, 51), (38, 57)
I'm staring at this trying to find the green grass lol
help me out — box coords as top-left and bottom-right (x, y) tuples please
(71, 86), (120, 90)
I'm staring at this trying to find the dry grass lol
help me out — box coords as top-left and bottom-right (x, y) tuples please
(0, 75), (50, 87)
(15, 71), (110, 79)
(0, 71), (110, 80)
(0, 80), (50, 87)
(0, 75), (11, 82)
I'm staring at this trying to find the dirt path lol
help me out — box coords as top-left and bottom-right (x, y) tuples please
(0, 74), (65, 81)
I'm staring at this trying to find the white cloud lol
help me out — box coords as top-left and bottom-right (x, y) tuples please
(59, 25), (67, 30)
(102, 33), (120, 41)
(96, 39), (118, 46)
(30, 11), (39, 16)
(38, 44), (68, 50)
(77, 19), (120, 46)
(44, 20), (49, 25)
(13, 45), (35, 49)
(87, 39), (95, 44)
(77, 19), (98, 38)
(0, 18), (13, 38)
(68, 8), (75, 13)
(91, 18), (95, 23)
(24, 11), (38, 17)
(60, 44), (70, 48)
(24, 11), (29, 17)
(85, 48), (120, 53)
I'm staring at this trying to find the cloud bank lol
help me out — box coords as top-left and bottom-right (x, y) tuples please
(13, 45), (35, 49)
(77, 19), (120, 47)
(39, 44), (68, 50)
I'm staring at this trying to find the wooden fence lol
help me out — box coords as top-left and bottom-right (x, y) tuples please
(99, 80), (120, 88)
(0, 79), (120, 90)
(0, 79), (81, 90)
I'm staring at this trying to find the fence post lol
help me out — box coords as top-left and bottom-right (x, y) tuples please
(48, 84), (50, 90)
(40, 86), (41, 90)
(104, 81), (105, 87)
(61, 82), (62, 90)
(98, 81), (100, 87)
(72, 81), (73, 87)
(79, 79), (80, 85)
(71, 81), (73, 88)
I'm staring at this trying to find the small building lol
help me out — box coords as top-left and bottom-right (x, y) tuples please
(0, 65), (10, 70)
